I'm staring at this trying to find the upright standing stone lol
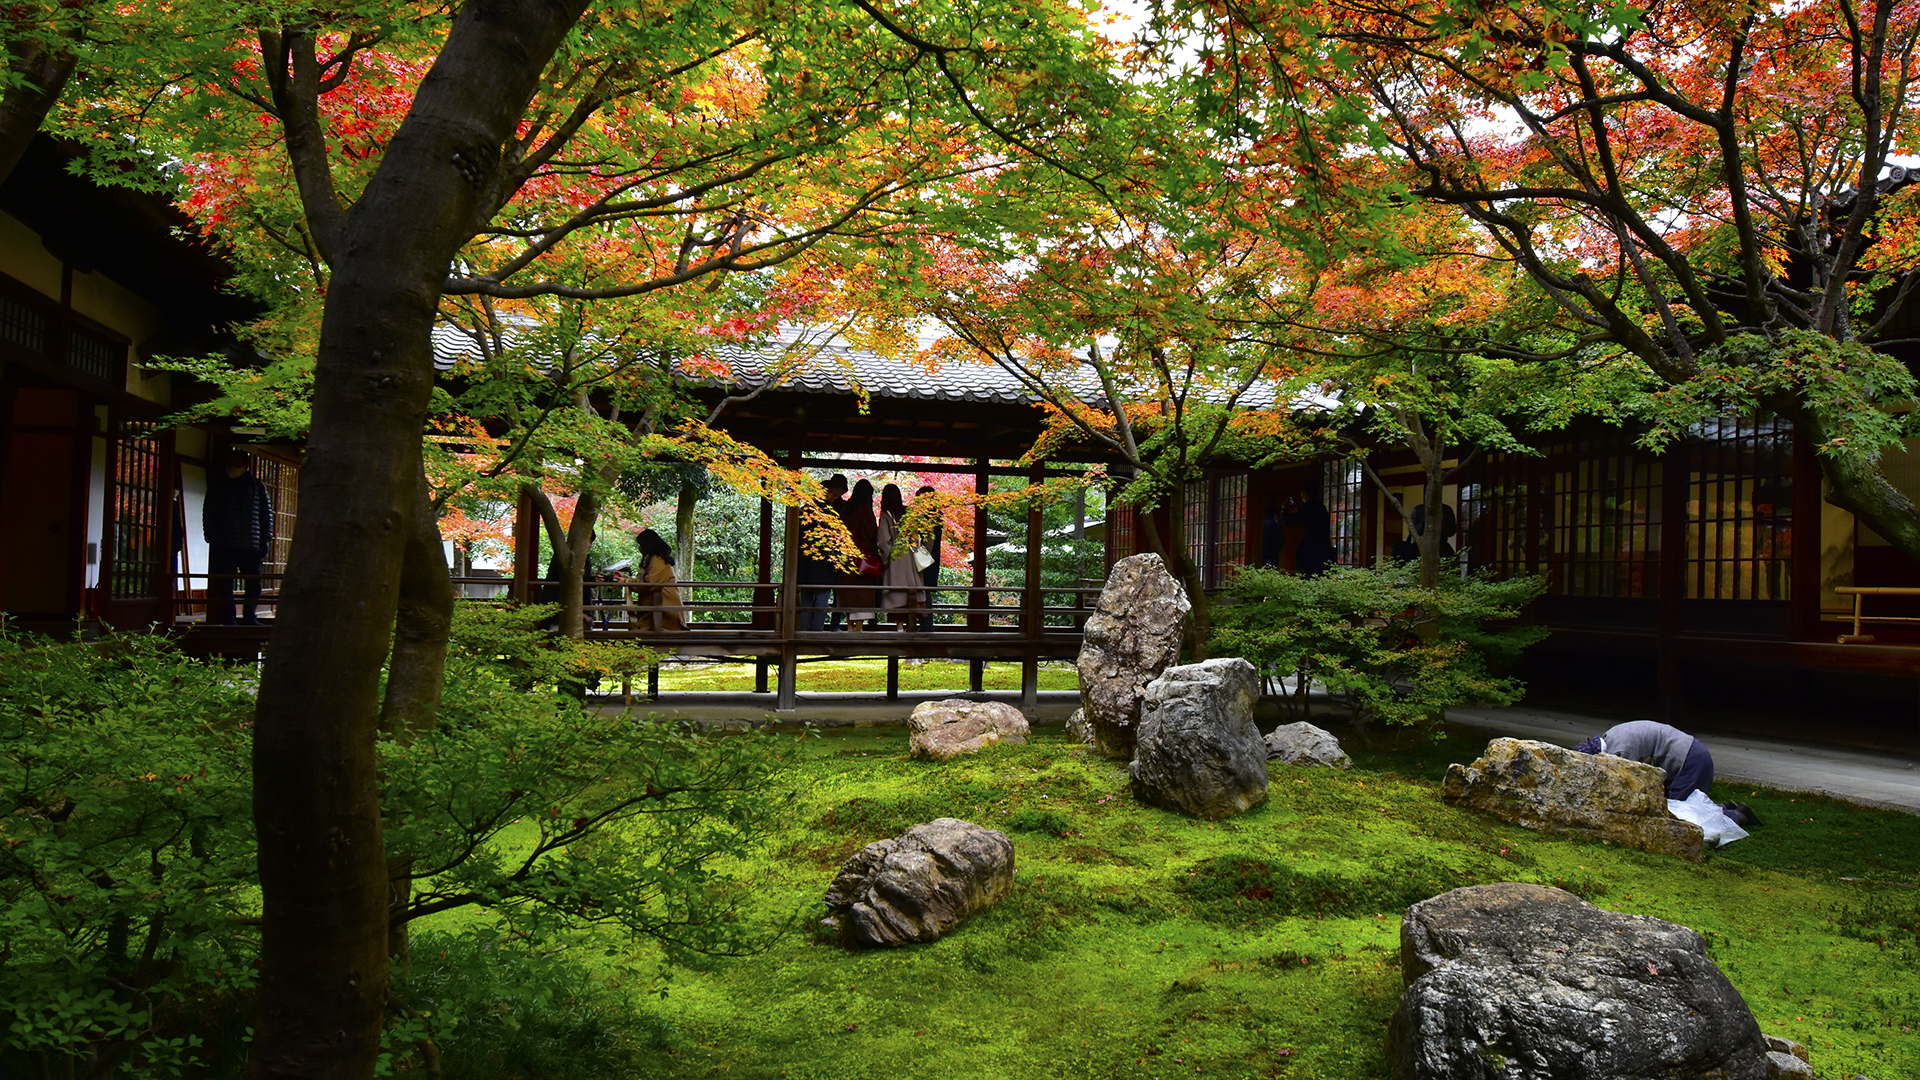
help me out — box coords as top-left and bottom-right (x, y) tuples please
(1076, 553), (1190, 759)
(1128, 657), (1269, 820)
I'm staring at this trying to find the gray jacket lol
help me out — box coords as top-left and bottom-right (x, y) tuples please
(1600, 721), (1695, 779)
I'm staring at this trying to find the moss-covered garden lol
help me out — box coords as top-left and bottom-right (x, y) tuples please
(411, 723), (1920, 1080)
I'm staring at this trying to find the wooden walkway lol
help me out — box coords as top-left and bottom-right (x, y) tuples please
(174, 576), (1094, 711)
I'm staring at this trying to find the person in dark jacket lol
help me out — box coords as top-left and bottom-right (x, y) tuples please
(203, 450), (274, 625)
(797, 474), (847, 632)
(1284, 483), (1333, 577)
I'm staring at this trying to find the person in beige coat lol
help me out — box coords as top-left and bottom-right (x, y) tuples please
(877, 483), (923, 628)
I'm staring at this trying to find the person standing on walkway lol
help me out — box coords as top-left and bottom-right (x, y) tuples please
(627, 528), (687, 632)
(915, 484), (941, 631)
(203, 450), (274, 625)
(877, 483), (921, 628)
(837, 478), (881, 630)
(797, 474), (847, 632)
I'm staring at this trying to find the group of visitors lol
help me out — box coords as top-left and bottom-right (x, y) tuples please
(797, 474), (940, 632)
(1260, 482), (1334, 576)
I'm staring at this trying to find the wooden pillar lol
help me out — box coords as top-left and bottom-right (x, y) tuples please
(969, 457), (989, 631)
(1657, 442), (1688, 724)
(755, 659), (769, 694)
(887, 655), (899, 700)
(970, 457), (989, 696)
(1790, 425), (1822, 642)
(647, 663), (659, 700)
(513, 485), (539, 603)
(777, 448), (802, 711)
(755, 495), (774, 630)
(1022, 462), (1043, 708)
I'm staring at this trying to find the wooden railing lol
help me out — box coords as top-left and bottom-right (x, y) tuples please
(168, 574), (1099, 707)
(1833, 586), (1920, 644)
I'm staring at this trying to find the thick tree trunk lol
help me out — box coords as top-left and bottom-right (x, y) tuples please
(0, 24), (79, 185)
(676, 475), (699, 581)
(561, 490), (599, 641)
(248, 5), (587, 1080)
(380, 476), (456, 961)
(1160, 479), (1210, 661)
(1787, 404), (1920, 558)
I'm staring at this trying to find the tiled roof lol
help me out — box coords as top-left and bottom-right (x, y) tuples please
(432, 322), (1284, 410)
(705, 330), (1043, 405)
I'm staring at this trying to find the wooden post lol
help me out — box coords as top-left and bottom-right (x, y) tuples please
(969, 457), (989, 631)
(1657, 443), (1687, 723)
(755, 659), (769, 694)
(647, 663), (659, 699)
(1022, 462), (1043, 708)
(1790, 425), (1821, 642)
(778, 449), (802, 711)
(755, 495), (774, 630)
(513, 485), (539, 604)
(887, 656), (899, 700)
(970, 659), (984, 693)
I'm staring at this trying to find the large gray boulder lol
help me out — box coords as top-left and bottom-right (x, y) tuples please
(1388, 883), (1770, 1080)
(1076, 553), (1189, 759)
(1264, 721), (1352, 769)
(907, 699), (1029, 761)
(1128, 658), (1268, 820)
(1443, 738), (1705, 861)
(821, 819), (1014, 948)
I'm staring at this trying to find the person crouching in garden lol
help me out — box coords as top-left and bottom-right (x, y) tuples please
(1574, 720), (1759, 827)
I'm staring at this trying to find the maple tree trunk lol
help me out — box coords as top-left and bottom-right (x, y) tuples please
(562, 489), (599, 641)
(248, 5), (587, 1079)
(1785, 403), (1920, 559)
(676, 476), (699, 582)
(0, 23), (79, 185)
(1161, 480), (1210, 661)
(380, 477), (456, 961)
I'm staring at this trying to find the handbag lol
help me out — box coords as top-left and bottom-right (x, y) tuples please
(912, 545), (935, 573)
(855, 554), (883, 577)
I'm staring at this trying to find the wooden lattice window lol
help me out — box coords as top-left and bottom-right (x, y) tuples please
(1107, 501), (1135, 571)
(1685, 417), (1792, 601)
(67, 328), (125, 386)
(1210, 472), (1248, 586)
(252, 456), (300, 576)
(1540, 432), (1663, 598)
(1460, 451), (1542, 580)
(1183, 478), (1207, 582)
(1323, 458), (1364, 566)
(108, 421), (165, 600)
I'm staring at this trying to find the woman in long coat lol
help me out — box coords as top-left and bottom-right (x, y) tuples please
(836, 479), (881, 629)
(628, 528), (687, 631)
(877, 483), (922, 627)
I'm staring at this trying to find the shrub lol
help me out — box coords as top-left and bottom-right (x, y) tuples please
(1, 615), (795, 1077)
(1210, 564), (1548, 732)
(0, 627), (259, 1079)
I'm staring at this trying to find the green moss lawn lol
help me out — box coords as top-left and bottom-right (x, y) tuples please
(427, 725), (1920, 1080)
(652, 658), (1080, 694)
